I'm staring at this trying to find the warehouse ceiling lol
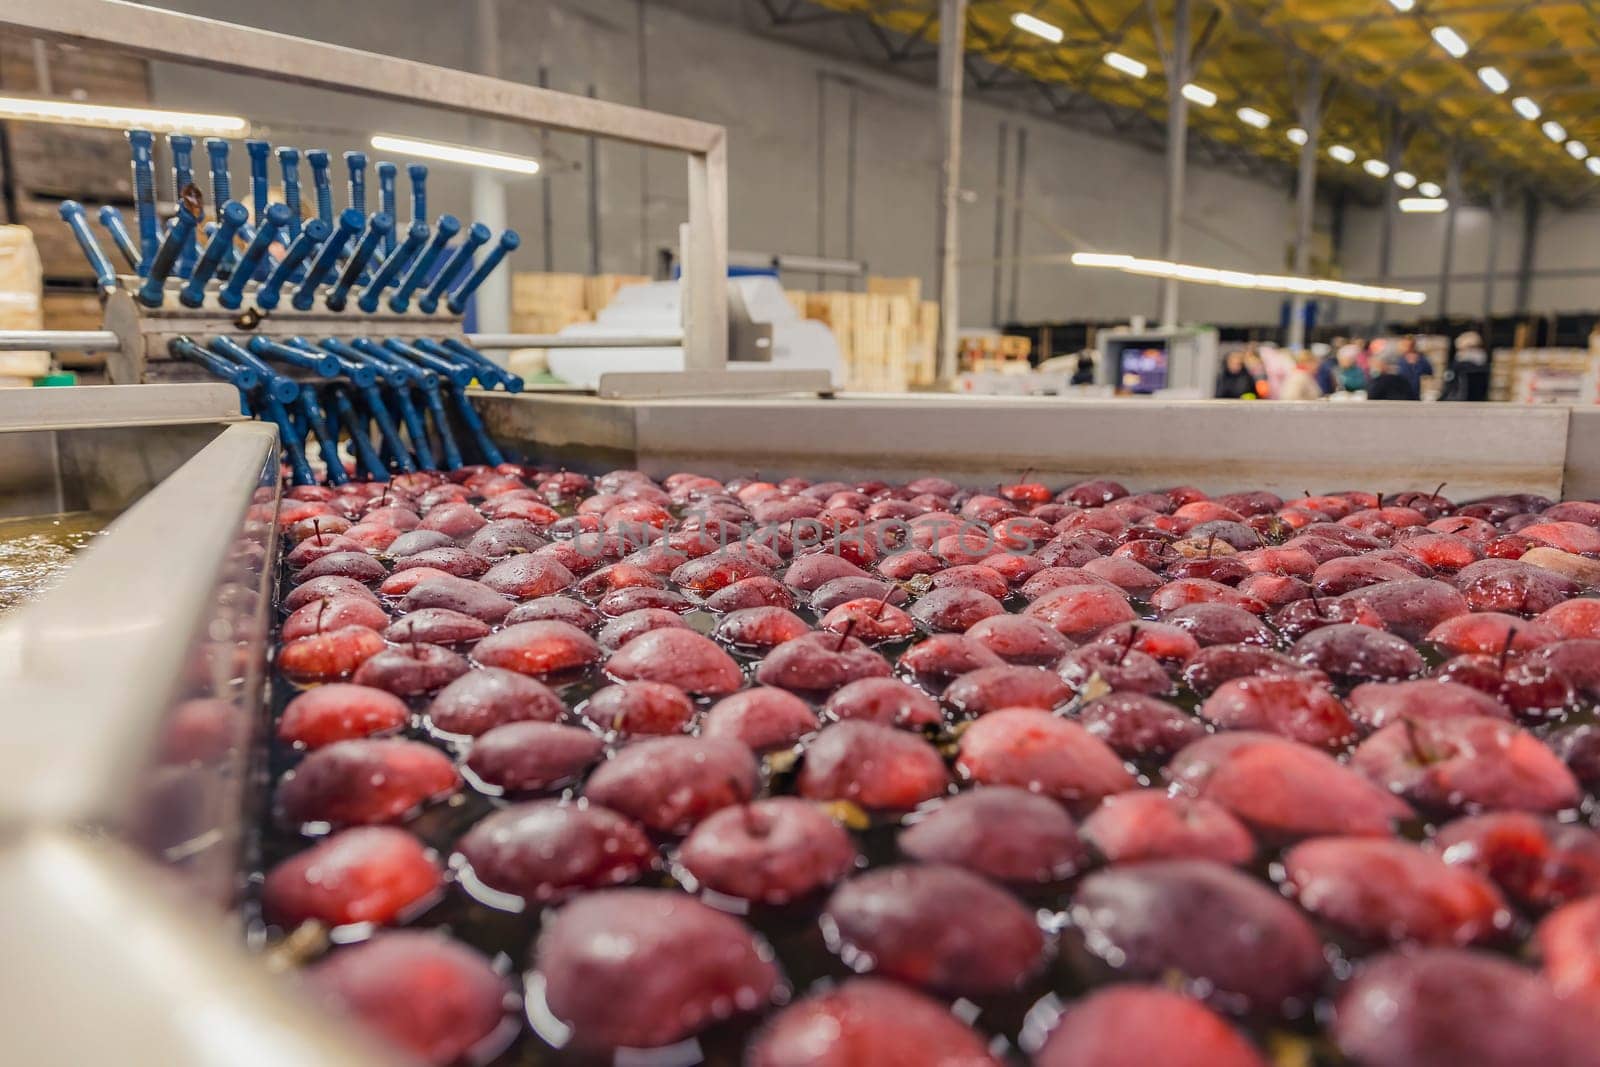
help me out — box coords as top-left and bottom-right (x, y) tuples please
(750, 0), (1600, 204)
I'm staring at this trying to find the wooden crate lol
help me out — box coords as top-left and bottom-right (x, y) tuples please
(0, 34), (152, 203)
(42, 289), (106, 372)
(866, 275), (921, 304)
(512, 272), (587, 314)
(583, 273), (648, 314)
(510, 308), (592, 336)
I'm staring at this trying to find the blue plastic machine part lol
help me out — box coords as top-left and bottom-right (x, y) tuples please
(447, 230), (521, 315)
(179, 201), (249, 308)
(258, 216), (333, 311)
(358, 221), (429, 313)
(126, 129), (159, 272)
(305, 150), (335, 228)
(419, 223), (490, 315)
(137, 205), (201, 307)
(245, 140), (272, 227)
(96, 206), (142, 272)
(293, 208), (364, 311)
(218, 203), (290, 310)
(325, 213), (394, 312)
(389, 214), (460, 313)
(377, 162), (398, 259)
(167, 134), (199, 278)
(205, 138), (231, 204)
(407, 163), (428, 225)
(344, 151), (368, 214)
(248, 335), (341, 378)
(276, 147), (303, 241)
(57, 201), (118, 291)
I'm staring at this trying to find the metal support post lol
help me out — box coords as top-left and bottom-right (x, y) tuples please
(935, 0), (969, 381)
(1287, 69), (1323, 352)
(1158, 0), (1191, 328)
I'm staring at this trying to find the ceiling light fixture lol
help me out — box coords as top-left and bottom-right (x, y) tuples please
(1103, 51), (1148, 78)
(1418, 181), (1443, 197)
(1513, 96), (1541, 120)
(1542, 119), (1567, 143)
(1477, 66), (1509, 94)
(1287, 126), (1309, 146)
(1181, 83), (1218, 107)
(369, 134), (542, 176)
(1394, 171), (1417, 189)
(1399, 197), (1450, 213)
(1069, 251), (1426, 305)
(1329, 144), (1356, 163)
(1387, 0), (1415, 10)
(1567, 140), (1589, 160)
(1363, 159), (1391, 178)
(1011, 12), (1065, 43)
(1587, 157), (1600, 176)
(1431, 26), (1469, 59)
(0, 94), (245, 136)
(1236, 106), (1270, 129)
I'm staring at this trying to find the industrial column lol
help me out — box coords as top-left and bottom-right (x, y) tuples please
(1438, 153), (1461, 319)
(1514, 191), (1539, 315)
(1158, 0), (1191, 328)
(1371, 117), (1404, 334)
(470, 0), (512, 336)
(1286, 70), (1323, 353)
(935, 0), (969, 381)
(1483, 177), (1504, 321)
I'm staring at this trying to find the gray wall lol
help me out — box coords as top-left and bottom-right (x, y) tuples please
(1335, 201), (1598, 321)
(140, 0), (1595, 327)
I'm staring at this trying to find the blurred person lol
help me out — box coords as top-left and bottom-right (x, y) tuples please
(1071, 350), (1097, 385)
(1215, 351), (1257, 399)
(1397, 337), (1435, 400)
(1332, 346), (1367, 393)
(1260, 344), (1295, 399)
(1243, 348), (1269, 398)
(1439, 331), (1487, 402)
(1279, 352), (1324, 401)
(1366, 353), (1415, 400)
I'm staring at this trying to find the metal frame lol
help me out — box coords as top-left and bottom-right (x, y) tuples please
(0, 0), (835, 396)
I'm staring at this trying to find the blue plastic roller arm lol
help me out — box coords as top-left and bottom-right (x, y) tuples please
(275, 147), (303, 241)
(446, 230), (521, 315)
(440, 336), (523, 393)
(293, 388), (349, 486)
(389, 214), (460, 313)
(327, 387), (390, 482)
(324, 213), (393, 312)
(245, 140), (271, 228)
(419, 223), (490, 314)
(293, 208), (364, 311)
(407, 163), (428, 225)
(348, 338), (436, 470)
(358, 221), (428, 313)
(376, 162), (398, 259)
(179, 200), (249, 308)
(383, 337), (473, 388)
(218, 203), (290, 310)
(96, 206), (141, 272)
(248, 335), (341, 378)
(344, 152), (367, 214)
(137, 204), (201, 307)
(167, 134), (198, 278)
(305, 150), (334, 228)
(258, 216), (332, 311)
(127, 129), (159, 272)
(57, 202), (116, 291)
(204, 138), (231, 204)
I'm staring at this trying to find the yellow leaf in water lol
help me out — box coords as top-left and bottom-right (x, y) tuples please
(1266, 1031), (1314, 1067)
(820, 799), (870, 831)
(1078, 672), (1113, 703)
(764, 748), (800, 776)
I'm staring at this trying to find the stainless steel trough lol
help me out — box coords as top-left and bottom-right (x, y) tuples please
(4, 385), (1600, 1065)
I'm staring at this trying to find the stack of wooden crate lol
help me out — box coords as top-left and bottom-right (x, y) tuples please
(1490, 348), (1600, 404)
(788, 276), (939, 392)
(1, 33), (154, 380)
(960, 333), (1033, 374)
(510, 272), (650, 336)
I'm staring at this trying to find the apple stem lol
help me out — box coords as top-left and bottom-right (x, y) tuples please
(311, 517), (324, 545)
(315, 597), (329, 633)
(834, 617), (859, 652)
(1116, 624), (1139, 666)
(1308, 584), (1324, 618)
(1432, 481), (1448, 502)
(1205, 533), (1217, 559)
(1500, 627), (1516, 672)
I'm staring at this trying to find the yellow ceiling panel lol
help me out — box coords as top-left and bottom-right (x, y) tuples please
(804, 0), (1600, 200)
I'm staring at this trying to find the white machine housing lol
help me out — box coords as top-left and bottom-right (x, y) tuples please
(546, 276), (844, 390)
(1097, 325), (1220, 398)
